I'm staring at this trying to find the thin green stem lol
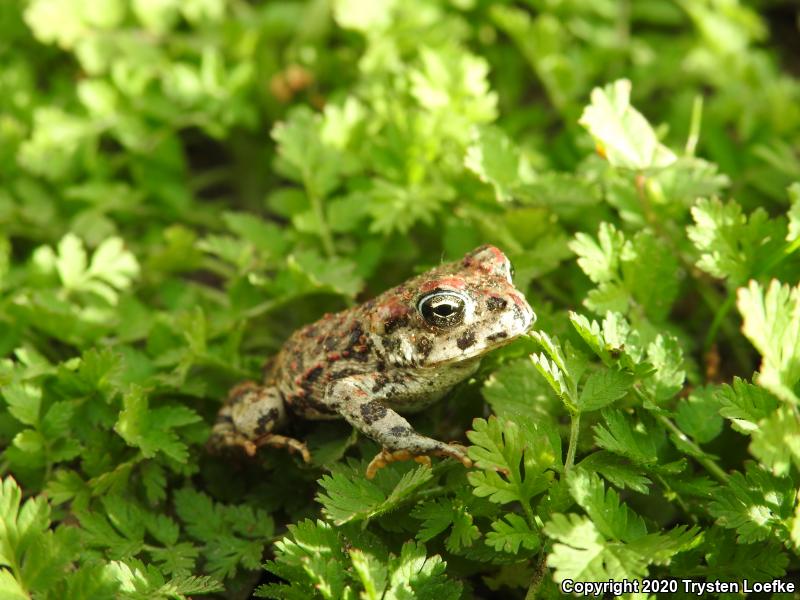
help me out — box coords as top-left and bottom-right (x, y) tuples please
(685, 95), (704, 156)
(305, 181), (336, 257)
(242, 296), (292, 320)
(656, 413), (729, 483)
(632, 386), (729, 484)
(703, 291), (735, 352)
(520, 496), (538, 532)
(564, 411), (581, 473)
(758, 236), (800, 276)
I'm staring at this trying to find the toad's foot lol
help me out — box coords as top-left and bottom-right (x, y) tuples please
(244, 433), (312, 463)
(365, 443), (473, 479)
(208, 430), (311, 463)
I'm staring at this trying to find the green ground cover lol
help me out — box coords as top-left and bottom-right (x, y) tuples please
(1, 0), (800, 597)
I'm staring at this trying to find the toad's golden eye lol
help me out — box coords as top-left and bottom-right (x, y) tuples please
(418, 291), (467, 328)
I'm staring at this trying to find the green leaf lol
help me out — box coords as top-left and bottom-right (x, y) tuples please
(593, 409), (659, 465)
(569, 222), (627, 285)
(708, 462), (795, 543)
(272, 107), (342, 200)
(547, 472), (699, 584)
(261, 520), (351, 600)
(366, 180), (453, 235)
(411, 499), (480, 552)
(464, 125), (526, 201)
(2, 382), (42, 426)
(333, 0), (397, 32)
(569, 312), (613, 367)
(688, 198), (785, 283)
(529, 330), (584, 408)
(692, 529), (788, 582)
(579, 79), (676, 170)
(107, 559), (222, 600)
(715, 377), (778, 434)
(222, 212), (288, 259)
(642, 334), (685, 402)
(384, 541), (462, 600)
(174, 488), (273, 579)
(114, 388), (201, 463)
(749, 405), (800, 476)
(53, 234), (140, 304)
(482, 358), (560, 426)
(317, 462), (432, 525)
(674, 386), (724, 444)
(0, 476), (76, 596)
(577, 452), (651, 494)
(262, 522), (461, 600)
(544, 514), (646, 582)
(467, 417), (553, 507)
(485, 513), (540, 554)
(578, 368), (633, 412)
(411, 499), (455, 543)
(566, 469), (646, 541)
(77, 496), (146, 558)
(737, 279), (800, 404)
(621, 231), (680, 321)
(288, 250), (364, 299)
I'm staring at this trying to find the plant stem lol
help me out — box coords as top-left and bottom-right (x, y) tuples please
(564, 411), (581, 472)
(632, 385), (729, 483)
(655, 412), (729, 484)
(525, 551), (549, 600)
(685, 95), (703, 156)
(703, 290), (735, 352)
(305, 180), (336, 257)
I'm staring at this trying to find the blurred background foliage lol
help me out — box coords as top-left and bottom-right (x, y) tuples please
(1, 0), (800, 597)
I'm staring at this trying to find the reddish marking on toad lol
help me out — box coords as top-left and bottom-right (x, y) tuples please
(419, 277), (467, 293)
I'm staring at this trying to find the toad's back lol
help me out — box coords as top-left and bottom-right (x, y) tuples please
(265, 300), (379, 419)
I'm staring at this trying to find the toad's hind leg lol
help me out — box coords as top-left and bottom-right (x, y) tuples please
(207, 381), (310, 462)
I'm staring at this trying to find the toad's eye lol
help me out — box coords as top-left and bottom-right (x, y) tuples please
(508, 260), (515, 280)
(418, 291), (467, 328)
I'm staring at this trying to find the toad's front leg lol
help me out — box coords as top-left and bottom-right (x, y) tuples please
(326, 375), (473, 479)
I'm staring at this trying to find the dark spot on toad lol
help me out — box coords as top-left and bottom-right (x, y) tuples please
(298, 366), (324, 393)
(486, 296), (507, 311)
(456, 331), (476, 350)
(254, 408), (280, 435)
(330, 367), (362, 381)
(486, 331), (508, 342)
(347, 323), (364, 348)
(384, 315), (410, 334)
(415, 336), (433, 358)
(382, 337), (402, 354)
(360, 400), (388, 424)
(511, 303), (524, 322)
(371, 374), (390, 393)
(389, 425), (412, 437)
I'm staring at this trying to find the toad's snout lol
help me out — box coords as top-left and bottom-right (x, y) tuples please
(512, 291), (536, 333)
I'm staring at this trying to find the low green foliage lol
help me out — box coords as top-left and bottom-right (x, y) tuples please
(2, 0), (800, 597)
